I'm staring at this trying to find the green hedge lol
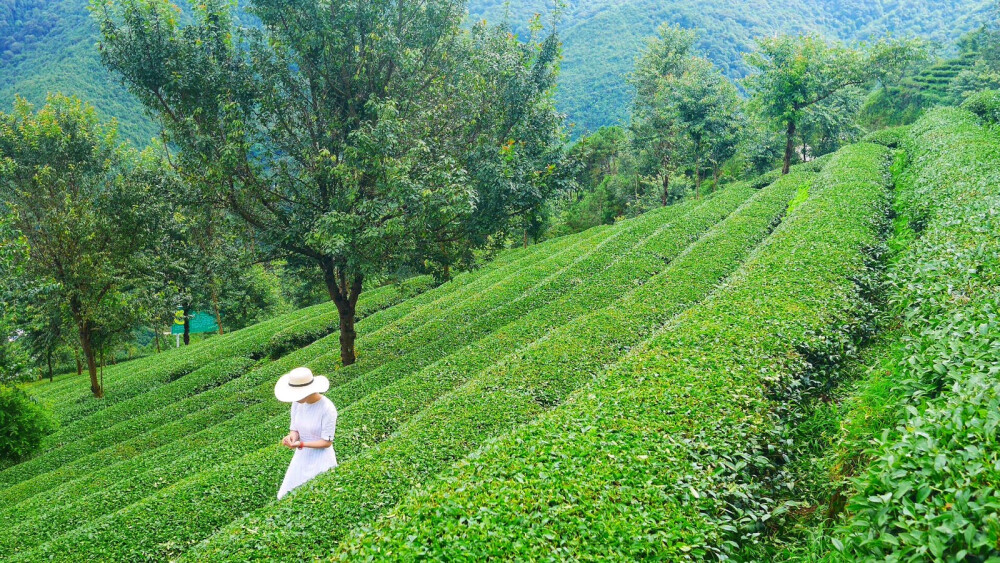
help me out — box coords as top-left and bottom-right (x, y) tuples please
(961, 89), (1000, 125)
(331, 143), (892, 560)
(13, 191), (717, 561)
(0, 386), (55, 463)
(820, 109), (1000, 560)
(186, 169), (818, 560)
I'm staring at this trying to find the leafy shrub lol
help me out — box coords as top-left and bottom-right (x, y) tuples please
(961, 89), (1000, 124)
(0, 386), (55, 462)
(187, 173), (814, 561)
(331, 142), (891, 560)
(820, 108), (1000, 560)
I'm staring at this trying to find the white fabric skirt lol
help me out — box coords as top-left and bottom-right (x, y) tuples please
(277, 446), (337, 499)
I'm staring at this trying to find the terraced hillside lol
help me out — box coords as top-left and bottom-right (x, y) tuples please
(4, 111), (999, 560)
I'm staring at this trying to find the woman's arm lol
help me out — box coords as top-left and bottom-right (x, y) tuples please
(292, 438), (332, 449)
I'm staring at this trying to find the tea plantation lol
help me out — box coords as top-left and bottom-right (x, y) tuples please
(4, 107), (1000, 560)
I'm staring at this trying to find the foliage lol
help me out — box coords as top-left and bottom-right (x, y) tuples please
(818, 108), (1000, 561)
(0, 168), (794, 559)
(0, 94), (172, 397)
(325, 143), (890, 559)
(93, 0), (563, 367)
(201, 170), (817, 562)
(630, 25), (742, 204)
(0, 385), (55, 462)
(744, 33), (922, 173)
(962, 88), (1000, 124)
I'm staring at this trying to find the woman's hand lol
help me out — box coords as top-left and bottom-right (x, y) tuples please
(281, 431), (300, 448)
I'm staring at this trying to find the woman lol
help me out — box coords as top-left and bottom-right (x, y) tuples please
(274, 367), (338, 499)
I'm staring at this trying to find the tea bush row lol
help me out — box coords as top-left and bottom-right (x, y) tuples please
(189, 170), (814, 561)
(823, 109), (1000, 560)
(14, 191), (718, 560)
(333, 143), (892, 560)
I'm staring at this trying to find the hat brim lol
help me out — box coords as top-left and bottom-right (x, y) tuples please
(274, 373), (330, 403)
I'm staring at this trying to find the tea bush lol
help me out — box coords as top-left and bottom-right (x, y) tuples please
(961, 89), (1000, 125)
(333, 143), (891, 560)
(821, 109), (1000, 560)
(0, 386), (55, 463)
(187, 169), (817, 561)
(14, 189), (725, 560)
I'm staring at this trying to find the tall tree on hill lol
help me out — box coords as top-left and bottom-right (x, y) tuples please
(743, 34), (922, 175)
(669, 56), (744, 196)
(95, 0), (562, 366)
(630, 24), (744, 203)
(0, 95), (170, 397)
(629, 25), (697, 206)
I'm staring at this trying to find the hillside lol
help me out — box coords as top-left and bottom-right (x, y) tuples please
(4, 155), (814, 558)
(470, 0), (996, 133)
(2, 104), (998, 559)
(0, 0), (992, 145)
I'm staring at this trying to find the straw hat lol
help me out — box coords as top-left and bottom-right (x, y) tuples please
(274, 367), (329, 402)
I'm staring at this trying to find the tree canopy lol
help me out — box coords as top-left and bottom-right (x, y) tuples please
(743, 34), (923, 173)
(0, 94), (171, 396)
(94, 0), (563, 366)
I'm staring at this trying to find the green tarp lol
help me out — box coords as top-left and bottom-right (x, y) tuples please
(171, 311), (219, 335)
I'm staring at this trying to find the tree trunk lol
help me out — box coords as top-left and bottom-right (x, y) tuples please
(661, 174), (669, 206)
(75, 348), (82, 376)
(47, 349), (53, 382)
(694, 154), (702, 199)
(183, 309), (190, 346)
(211, 284), (225, 335)
(440, 242), (451, 282)
(782, 119), (796, 175)
(713, 166), (720, 193)
(78, 324), (102, 398)
(154, 325), (161, 353)
(321, 258), (364, 366)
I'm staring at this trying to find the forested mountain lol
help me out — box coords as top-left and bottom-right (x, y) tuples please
(0, 0), (992, 142)
(0, 0), (160, 144)
(468, 0), (995, 132)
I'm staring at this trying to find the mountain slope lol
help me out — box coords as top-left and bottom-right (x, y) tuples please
(0, 0), (993, 145)
(2, 163), (809, 560)
(468, 0), (995, 132)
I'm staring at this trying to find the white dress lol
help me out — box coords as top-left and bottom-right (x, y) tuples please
(277, 395), (338, 499)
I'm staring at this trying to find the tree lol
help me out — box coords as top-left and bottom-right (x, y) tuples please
(669, 57), (744, 196)
(94, 0), (560, 366)
(403, 18), (564, 281)
(629, 24), (697, 206)
(0, 95), (169, 397)
(798, 88), (865, 159)
(565, 126), (633, 199)
(743, 34), (922, 174)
